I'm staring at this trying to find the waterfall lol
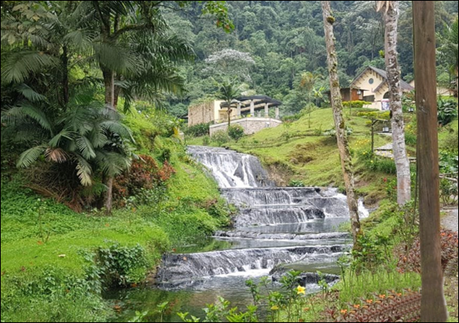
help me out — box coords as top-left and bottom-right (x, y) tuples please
(155, 146), (367, 285)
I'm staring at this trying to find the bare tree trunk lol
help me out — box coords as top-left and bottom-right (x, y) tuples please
(61, 45), (69, 106)
(379, 1), (411, 205)
(228, 107), (232, 129)
(102, 67), (115, 214)
(413, 2), (448, 322)
(321, 1), (361, 245)
(104, 177), (113, 214)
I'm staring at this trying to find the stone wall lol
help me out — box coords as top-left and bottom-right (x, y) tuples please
(209, 117), (282, 136)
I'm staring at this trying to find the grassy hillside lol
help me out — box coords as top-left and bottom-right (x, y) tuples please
(187, 105), (457, 206)
(1, 108), (231, 322)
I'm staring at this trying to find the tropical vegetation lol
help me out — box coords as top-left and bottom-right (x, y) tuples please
(1, 1), (458, 322)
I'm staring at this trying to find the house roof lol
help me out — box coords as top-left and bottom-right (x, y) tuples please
(351, 66), (414, 92)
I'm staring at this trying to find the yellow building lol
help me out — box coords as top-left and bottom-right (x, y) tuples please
(350, 66), (414, 110)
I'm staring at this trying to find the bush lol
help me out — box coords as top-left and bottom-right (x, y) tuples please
(113, 155), (175, 206)
(228, 125), (245, 142)
(323, 126), (353, 137)
(439, 151), (458, 174)
(440, 179), (458, 205)
(211, 130), (230, 146)
(94, 242), (148, 287)
(437, 98), (458, 126)
(184, 122), (210, 137)
(342, 100), (372, 109)
(289, 179), (305, 187)
(396, 229), (458, 274)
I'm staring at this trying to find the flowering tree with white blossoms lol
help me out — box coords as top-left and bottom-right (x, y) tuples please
(203, 48), (255, 83)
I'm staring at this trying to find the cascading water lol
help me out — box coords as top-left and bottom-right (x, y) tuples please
(156, 146), (368, 287)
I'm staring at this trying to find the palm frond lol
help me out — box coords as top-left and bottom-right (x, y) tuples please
(48, 130), (73, 147)
(95, 150), (131, 177)
(63, 29), (96, 53)
(93, 42), (139, 74)
(1, 50), (59, 84)
(17, 83), (47, 102)
(60, 107), (95, 135)
(89, 125), (109, 149)
(45, 147), (68, 163)
(20, 102), (54, 134)
(75, 135), (96, 159)
(75, 154), (93, 186)
(100, 120), (134, 142)
(17, 145), (47, 168)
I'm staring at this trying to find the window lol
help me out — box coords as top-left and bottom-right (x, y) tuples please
(369, 78), (374, 84)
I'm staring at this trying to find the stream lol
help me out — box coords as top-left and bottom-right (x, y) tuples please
(106, 145), (368, 322)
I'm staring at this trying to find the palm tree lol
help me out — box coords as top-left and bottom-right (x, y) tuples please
(81, 1), (194, 110)
(377, 1), (411, 206)
(216, 79), (240, 129)
(2, 96), (134, 212)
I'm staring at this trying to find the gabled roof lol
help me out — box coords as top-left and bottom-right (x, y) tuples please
(351, 66), (414, 92)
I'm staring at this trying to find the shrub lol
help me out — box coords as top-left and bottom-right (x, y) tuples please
(396, 229), (458, 274)
(439, 151), (458, 174)
(437, 98), (458, 126)
(113, 155), (175, 206)
(184, 122), (211, 137)
(228, 124), (245, 142)
(440, 179), (458, 205)
(404, 132), (416, 146)
(289, 179), (305, 187)
(94, 242), (149, 287)
(440, 131), (458, 153)
(323, 126), (353, 137)
(343, 100), (372, 109)
(323, 289), (422, 322)
(202, 135), (210, 146)
(211, 130), (230, 146)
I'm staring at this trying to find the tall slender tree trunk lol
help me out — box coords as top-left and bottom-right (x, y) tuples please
(103, 68), (115, 109)
(321, 1), (361, 245)
(378, 1), (411, 205)
(61, 45), (69, 106)
(102, 67), (115, 214)
(413, 2), (448, 321)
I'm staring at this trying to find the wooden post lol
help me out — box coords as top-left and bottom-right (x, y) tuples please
(264, 103), (269, 117)
(371, 119), (376, 153)
(250, 100), (255, 116)
(413, 2), (448, 322)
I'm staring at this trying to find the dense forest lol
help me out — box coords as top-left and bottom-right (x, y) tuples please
(163, 1), (458, 116)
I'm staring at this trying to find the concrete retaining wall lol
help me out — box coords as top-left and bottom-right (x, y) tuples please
(209, 117), (282, 136)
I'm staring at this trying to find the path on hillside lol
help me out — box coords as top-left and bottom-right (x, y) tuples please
(441, 207), (458, 232)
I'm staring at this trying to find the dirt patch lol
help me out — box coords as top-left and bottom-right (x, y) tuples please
(264, 161), (294, 187)
(288, 143), (318, 165)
